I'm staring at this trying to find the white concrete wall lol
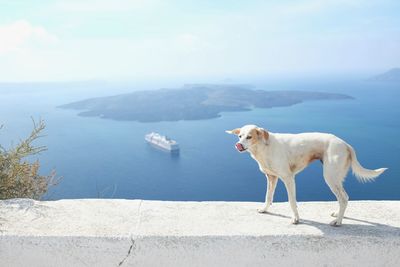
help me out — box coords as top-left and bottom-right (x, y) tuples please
(1, 199), (399, 267)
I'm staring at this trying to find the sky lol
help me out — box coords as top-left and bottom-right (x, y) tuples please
(0, 0), (399, 82)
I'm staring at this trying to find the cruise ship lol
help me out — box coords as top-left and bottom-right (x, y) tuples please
(145, 132), (179, 152)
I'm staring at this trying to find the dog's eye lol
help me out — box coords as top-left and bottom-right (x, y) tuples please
(246, 136), (252, 139)
(239, 135), (242, 138)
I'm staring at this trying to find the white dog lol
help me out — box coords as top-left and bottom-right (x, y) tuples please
(226, 124), (387, 226)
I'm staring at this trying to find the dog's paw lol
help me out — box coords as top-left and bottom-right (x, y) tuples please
(329, 218), (342, 227)
(291, 217), (299, 225)
(257, 207), (268, 214)
(331, 212), (338, 217)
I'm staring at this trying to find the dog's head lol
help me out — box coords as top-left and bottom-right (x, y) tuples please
(225, 124), (269, 153)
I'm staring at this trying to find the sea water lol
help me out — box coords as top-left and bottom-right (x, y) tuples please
(0, 79), (399, 201)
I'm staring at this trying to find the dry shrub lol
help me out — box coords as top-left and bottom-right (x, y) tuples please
(0, 119), (60, 200)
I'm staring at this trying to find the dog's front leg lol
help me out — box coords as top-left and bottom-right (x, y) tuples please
(258, 175), (278, 213)
(283, 176), (300, 224)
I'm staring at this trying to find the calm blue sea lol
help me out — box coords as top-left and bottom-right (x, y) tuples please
(0, 79), (399, 201)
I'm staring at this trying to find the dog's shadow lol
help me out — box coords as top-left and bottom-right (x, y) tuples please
(262, 211), (400, 238)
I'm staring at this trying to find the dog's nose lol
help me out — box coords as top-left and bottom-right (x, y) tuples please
(235, 143), (245, 152)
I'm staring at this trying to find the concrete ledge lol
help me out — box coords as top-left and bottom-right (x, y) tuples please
(1, 199), (399, 266)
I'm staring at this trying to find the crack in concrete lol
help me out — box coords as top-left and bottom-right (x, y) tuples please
(117, 200), (143, 266)
(118, 237), (135, 266)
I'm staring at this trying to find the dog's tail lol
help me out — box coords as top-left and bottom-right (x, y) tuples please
(347, 145), (387, 182)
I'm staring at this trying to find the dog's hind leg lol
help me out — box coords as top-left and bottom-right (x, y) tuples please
(323, 149), (350, 226)
(283, 176), (300, 224)
(258, 175), (278, 213)
(326, 181), (348, 226)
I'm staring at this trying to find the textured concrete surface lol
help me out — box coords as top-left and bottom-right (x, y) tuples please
(1, 199), (399, 267)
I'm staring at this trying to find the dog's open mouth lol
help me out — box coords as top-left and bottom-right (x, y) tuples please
(235, 143), (246, 152)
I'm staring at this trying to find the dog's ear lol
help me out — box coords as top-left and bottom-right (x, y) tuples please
(257, 127), (269, 144)
(225, 128), (241, 135)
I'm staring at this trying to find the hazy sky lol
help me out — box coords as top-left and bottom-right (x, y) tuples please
(0, 0), (399, 81)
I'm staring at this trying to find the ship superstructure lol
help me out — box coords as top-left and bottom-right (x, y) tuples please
(145, 132), (179, 152)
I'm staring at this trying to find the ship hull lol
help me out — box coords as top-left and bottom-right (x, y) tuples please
(146, 142), (180, 154)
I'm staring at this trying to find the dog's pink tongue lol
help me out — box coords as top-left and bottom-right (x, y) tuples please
(235, 143), (244, 152)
